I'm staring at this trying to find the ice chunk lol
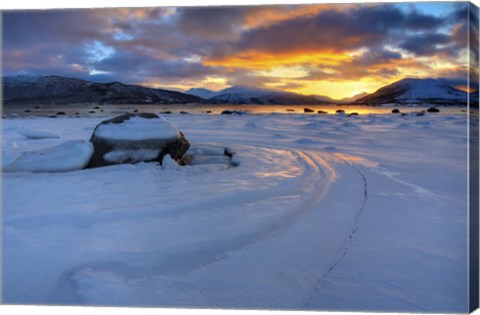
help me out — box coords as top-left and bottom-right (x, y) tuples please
(162, 154), (179, 169)
(3, 140), (94, 172)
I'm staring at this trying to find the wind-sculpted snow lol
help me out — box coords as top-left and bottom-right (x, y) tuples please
(17, 127), (61, 140)
(3, 140), (93, 172)
(2, 112), (470, 312)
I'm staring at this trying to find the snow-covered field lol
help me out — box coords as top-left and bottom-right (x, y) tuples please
(1, 111), (472, 312)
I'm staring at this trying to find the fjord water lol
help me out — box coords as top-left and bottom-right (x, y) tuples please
(1, 104), (467, 117)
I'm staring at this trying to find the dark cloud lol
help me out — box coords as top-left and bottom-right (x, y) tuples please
(402, 10), (444, 30)
(231, 4), (444, 56)
(300, 48), (401, 82)
(2, 10), (111, 49)
(399, 33), (451, 56)
(85, 48), (221, 85)
(352, 49), (402, 67)
(175, 6), (247, 42)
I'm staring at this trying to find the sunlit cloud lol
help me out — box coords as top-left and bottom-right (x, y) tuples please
(2, 2), (471, 99)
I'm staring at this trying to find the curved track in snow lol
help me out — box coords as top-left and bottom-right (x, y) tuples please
(46, 144), (341, 304)
(3, 113), (470, 311)
(3, 116), (370, 307)
(304, 152), (369, 307)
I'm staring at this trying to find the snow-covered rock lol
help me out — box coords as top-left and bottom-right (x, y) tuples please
(88, 113), (190, 168)
(3, 140), (93, 172)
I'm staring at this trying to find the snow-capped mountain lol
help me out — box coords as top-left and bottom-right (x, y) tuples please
(3, 75), (204, 105)
(308, 94), (339, 104)
(185, 88), (219, 99)
(355, 78), (468, 105)
(205, 85), (335, 105)
(340, 92), (369, 103)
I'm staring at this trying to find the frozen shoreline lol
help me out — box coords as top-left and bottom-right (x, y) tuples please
(2, 112), (471, 311)
(1, 103), (468, 117)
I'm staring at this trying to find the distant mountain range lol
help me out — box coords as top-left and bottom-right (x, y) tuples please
(2, 75), (475, 106)
(187, 86), (336, 105)
(190, 79), (473, 106)
(3, 75), (203, 105)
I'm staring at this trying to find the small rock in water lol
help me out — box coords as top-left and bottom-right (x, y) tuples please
(25, 109), (32, 113)
(34, 106), (40, 109)
(93, 106), (101, 110)
(427, 107), (440, 113)
(89, 111), (96, 114)
(392, 108), (400, 114)
(348, 112), (359, 116)
(224, 148), (234, 158)
(160, 111), (172, 114)
(286, 109), (295, 112)
(221, 110), (243, 115)
(317, 110), (328, 114)
(56, 111), (66, 115)
(304, 108), (314, 113)
(205, 110), (212, 114)
(48, 114), (57, 118)
(336, 109), (345, 114)
(180, 111), (189, 114)
(133, 109), (138, 113)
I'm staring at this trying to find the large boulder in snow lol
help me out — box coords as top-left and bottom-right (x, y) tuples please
(87, 113), (190, 168)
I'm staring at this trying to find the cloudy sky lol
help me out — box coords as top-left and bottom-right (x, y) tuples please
(2, 2), (475, 99)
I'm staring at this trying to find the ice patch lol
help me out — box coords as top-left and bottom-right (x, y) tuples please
(244, 121), (257, 128)
(340, 122), (360, 129)
(17, 128), (60, 140)
(3, 140), (94, 172)
(323, 146), (337, 152)
(303, 121), (323, 129)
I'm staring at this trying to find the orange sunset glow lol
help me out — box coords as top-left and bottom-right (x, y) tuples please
(3, 2), (473, 100)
